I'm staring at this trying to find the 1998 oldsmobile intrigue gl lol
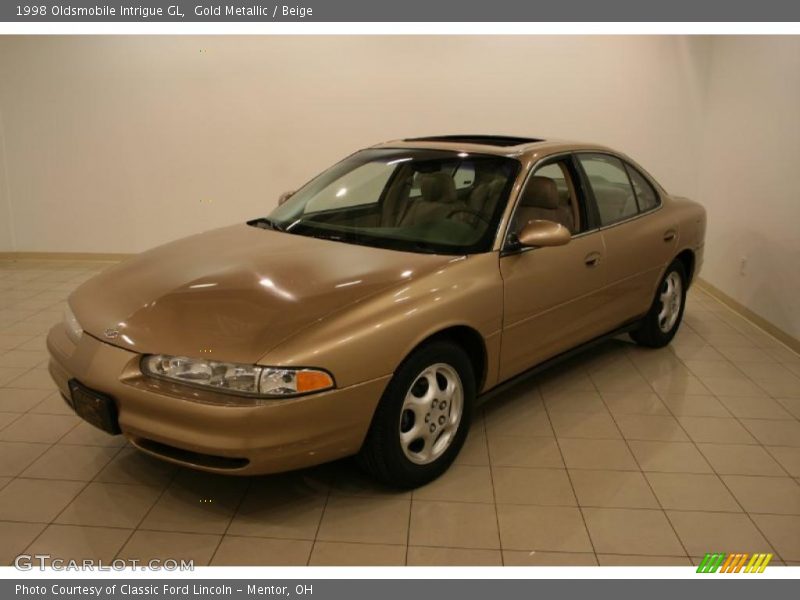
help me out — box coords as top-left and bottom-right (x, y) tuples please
(47, 135), (706, 487)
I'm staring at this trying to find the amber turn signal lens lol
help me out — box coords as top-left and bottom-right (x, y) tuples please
(296, 370), (334, 393)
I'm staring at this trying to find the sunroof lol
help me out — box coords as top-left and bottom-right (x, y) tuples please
(404, 135), (543, 147)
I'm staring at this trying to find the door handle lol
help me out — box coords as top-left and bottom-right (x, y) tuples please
(584, 252), (602, 267)
(663, 229), (677, 242)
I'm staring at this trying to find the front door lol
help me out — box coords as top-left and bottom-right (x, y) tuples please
(498, 156), (607, 381)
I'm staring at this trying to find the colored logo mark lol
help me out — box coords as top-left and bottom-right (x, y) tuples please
(696, 552), (772, 573)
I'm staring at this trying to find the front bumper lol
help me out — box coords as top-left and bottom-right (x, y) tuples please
(47, 323), (390, 475)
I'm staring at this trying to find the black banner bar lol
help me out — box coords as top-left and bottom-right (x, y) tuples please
(2, 0), (800, 22)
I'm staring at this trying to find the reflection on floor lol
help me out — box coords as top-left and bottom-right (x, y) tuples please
(1, 258), (799, 567)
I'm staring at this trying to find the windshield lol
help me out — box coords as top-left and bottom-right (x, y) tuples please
(260, 149), (520, 255)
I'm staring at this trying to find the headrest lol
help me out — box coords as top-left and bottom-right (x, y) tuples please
(419, 172), (457, 204)
(520, 176), (559, 209)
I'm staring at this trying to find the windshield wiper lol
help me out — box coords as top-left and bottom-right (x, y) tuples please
(248, 217), (284, 232)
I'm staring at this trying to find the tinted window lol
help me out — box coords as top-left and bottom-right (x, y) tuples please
(578, 154), (638, 226)
(625, 164), (659, 212)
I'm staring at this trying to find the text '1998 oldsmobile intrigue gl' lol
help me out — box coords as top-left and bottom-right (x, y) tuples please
(47, 135), (706, 487)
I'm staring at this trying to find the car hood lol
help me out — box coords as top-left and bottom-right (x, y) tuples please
(70, 224), (455, 364)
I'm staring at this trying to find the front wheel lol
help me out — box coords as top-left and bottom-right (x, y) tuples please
(630, 260), (687, 348)
(357, 340), (474, 488)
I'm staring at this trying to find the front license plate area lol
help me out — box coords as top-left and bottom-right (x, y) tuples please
(68, 379), (122, 435)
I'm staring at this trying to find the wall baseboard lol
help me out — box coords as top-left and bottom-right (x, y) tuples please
(0, 251), (133, 261)
(696, 278), (800, 356)
(1, 252), (797, 356)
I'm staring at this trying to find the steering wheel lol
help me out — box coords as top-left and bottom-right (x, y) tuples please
(446, 208), (491, 226)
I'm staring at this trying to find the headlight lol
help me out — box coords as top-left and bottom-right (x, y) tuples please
(140, 354), (334, 398)
(64, 304), (83, 344)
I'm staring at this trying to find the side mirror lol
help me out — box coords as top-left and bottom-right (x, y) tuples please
(517, 219), (571, 248)
(278, 190), (295, 206)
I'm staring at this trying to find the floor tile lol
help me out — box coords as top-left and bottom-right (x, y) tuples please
(30, 392), (75, 415)
(777, 398), (800, 419)
(0, 388), (51, 412)
(767, 446), (800, 477)
(496, 504), (591, 552)
(660, 394), (731, 417)
(58, 421), (128, 447)
(717, 396), (793, 420)
(5, 368), (57, 391)
(569, 470), (659, 509)
(227, 475), (327, 540)
(558, 438), (638, 470)
(549, 411), (620, 439)
(492, 467), (575, 506)
(503, 550), (597, 565)
(0, 413), (78, 443)
(25, 524), (131, 562)
(700, 376), (767, 398)
(408, 546), (502, 566)
(697, 443), (786, 476)
(484, 398), (552, 437)
(629, 440), (712, 474)
(0, 521), (47, 565)
(0, 478), (84, 522)
(455, 427), (489, 466)
(56, 482), (161, 528)
(139, 471), (248, 534)
(582, 507), (684, 556)
(646, 472), (741, 512)
(597, 554), (690, 566)
(740, 419), (800, 447)
(722, 475), (800, 515)
(749, 514), (800, 561)
(666, 511), (773, 556)
(317, 496), (410, 545)
(0, 441), (50, 476)
(211, 535), (311, 566)
(615, 414), (688, 442)
(602, 392), (670, 416)
(21, 445), (119, 481)
(413, 465), (494, 504)
(410, 500), (499, 549)
(543, 391), (608, 414)
(309, 541), (406, 566)
(649, 372), (710, 396)
(487, 435), (563, 468)
(119, 530), (221, 566)
(682, 359), (745, 378)
(678, 417), (757, 444)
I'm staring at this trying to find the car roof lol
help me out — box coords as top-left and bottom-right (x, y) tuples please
(370, 135), (616, 160)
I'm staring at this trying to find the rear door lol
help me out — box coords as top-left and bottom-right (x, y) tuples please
(575, 153), (678, 326)
(498, 154), (608, 381)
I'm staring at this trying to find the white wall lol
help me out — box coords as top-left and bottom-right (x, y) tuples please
(0, 35), (707, 254)
(697, 36), (800, 342)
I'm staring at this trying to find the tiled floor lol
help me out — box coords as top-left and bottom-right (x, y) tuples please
(1, 258), (800, 567)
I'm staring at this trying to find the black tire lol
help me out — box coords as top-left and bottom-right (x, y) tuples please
(631, 259), (687, 348)
(357, 340), (475, 489)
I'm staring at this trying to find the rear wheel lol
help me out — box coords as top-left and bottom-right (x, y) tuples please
(631, 260), (687, 348)
(357, 340), (474, 488)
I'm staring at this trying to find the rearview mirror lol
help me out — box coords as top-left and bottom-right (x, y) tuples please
(517, 220), (571, 248)
(278, 190), (295, 206)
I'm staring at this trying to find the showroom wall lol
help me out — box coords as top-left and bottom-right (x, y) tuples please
(0, 36), (707, 254)
(697, 36), (800, 342)
(0, 35), (797, 342)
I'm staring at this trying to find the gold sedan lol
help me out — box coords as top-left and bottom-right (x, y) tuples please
(47, 135), (706, 488)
